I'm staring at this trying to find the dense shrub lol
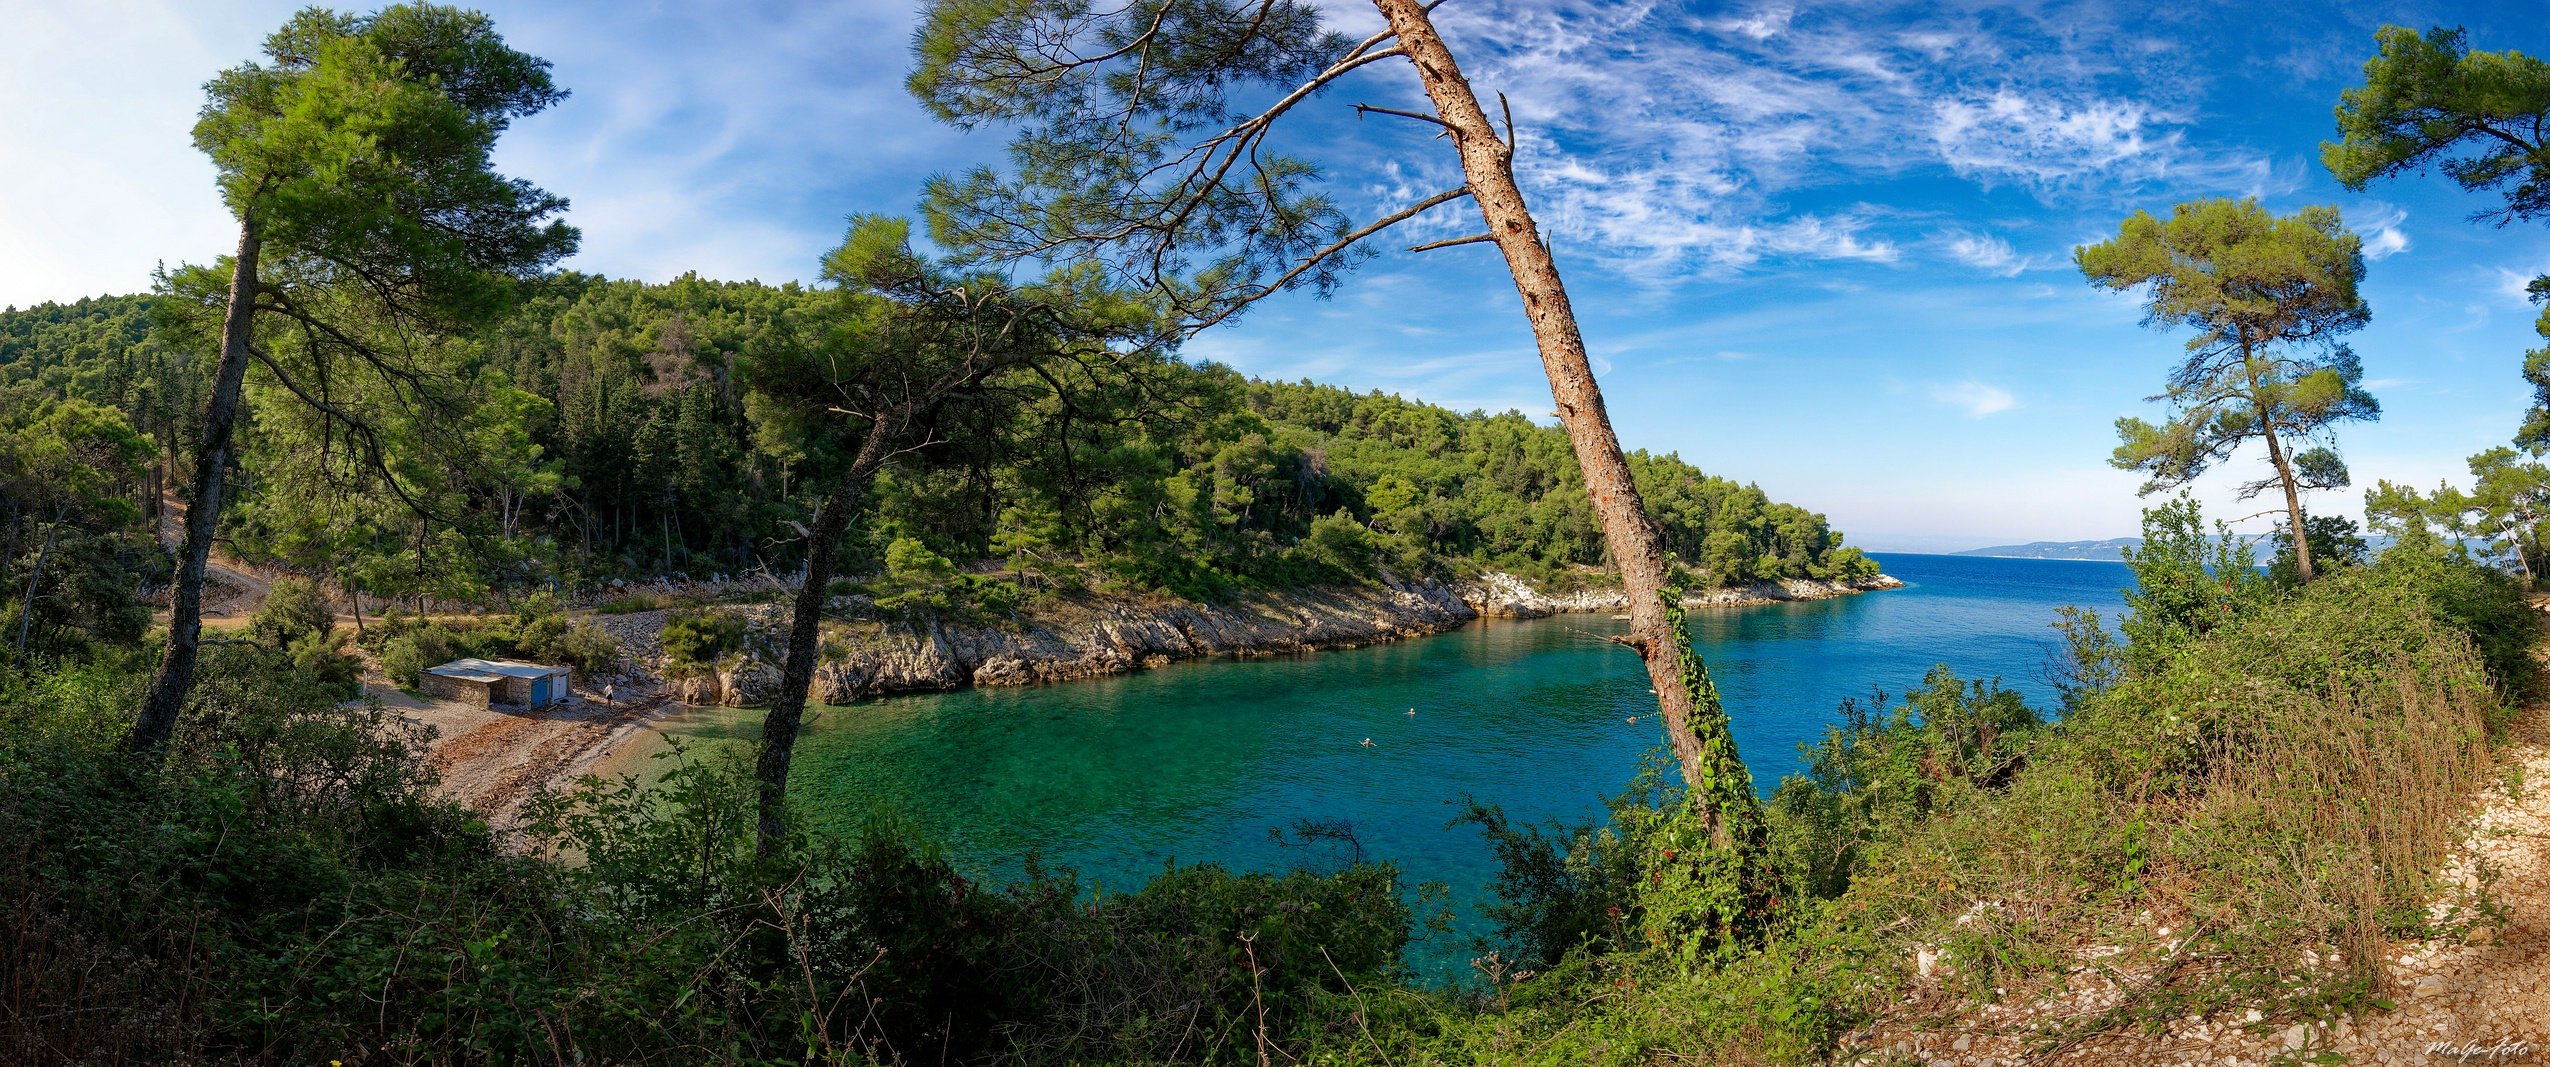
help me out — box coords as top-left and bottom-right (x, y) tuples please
(659, 609), (745, 676)
(1442, 500), (2538, 1062)
(379, 625), (454, 687)
(248, 575), (335, 649)
(1766, 666), (2042, 902)
(1, 643), (1419, 1066)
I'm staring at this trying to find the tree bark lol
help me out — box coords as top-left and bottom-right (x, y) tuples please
(2262, 426), (2314, 582)
(129, 220), (260, 758)
(14, 506), (66, 656)
(1374, 0), (1740, 830)
(2234, 341), (2314, 583)
(754, 420), (895, 858)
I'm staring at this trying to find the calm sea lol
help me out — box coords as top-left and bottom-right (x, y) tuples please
(611, 552), (2131, 973)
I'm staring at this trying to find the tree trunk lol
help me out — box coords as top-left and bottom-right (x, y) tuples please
(129, 221), (260, 758)
(754, 421), (894, 858)
(1374, 0), (1748, 834)
(14, 507), (66, 656)
(2261, 425), (2314, 582)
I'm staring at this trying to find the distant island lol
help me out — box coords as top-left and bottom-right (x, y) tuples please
(1955, 538), (2144, 561)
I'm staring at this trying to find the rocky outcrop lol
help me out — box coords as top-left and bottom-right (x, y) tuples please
(644, 570), (1899, 706)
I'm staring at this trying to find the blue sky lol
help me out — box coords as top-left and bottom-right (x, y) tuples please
(4, 1), (2546, 552)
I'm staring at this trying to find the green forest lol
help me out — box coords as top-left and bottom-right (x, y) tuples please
(1, 281), (1873, 627)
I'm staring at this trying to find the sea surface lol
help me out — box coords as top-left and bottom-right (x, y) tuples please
(603, 552), (2131, 974)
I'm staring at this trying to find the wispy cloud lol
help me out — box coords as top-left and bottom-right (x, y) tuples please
(1931, 379), (2017, 418)
(2494, 266), (2549, 305)
(1931, 92), (2165, 186)
(1936, 230), (2039, 276)
(2353, 203), (2411, 261)
(1350, 0), (2292, 289)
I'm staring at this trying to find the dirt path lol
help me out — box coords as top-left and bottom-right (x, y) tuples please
(387, 681), (675, 832)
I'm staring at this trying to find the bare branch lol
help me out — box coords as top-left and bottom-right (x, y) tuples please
(1408, 232), (1495, 253)
(1352, 103), (1451, 130)
(1187, 185), (1474, 332)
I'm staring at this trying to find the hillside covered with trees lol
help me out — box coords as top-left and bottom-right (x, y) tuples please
(1, 280), (1875, 615)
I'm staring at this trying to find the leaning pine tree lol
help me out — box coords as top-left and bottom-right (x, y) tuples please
(128, 3), (576, 757)
(740, 218), (1154, 857)
(906, 0), (1772, 948)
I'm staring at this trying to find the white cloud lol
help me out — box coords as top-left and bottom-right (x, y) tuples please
(1931, 91), (2165, 185)
(2353, 203), (2411, 261)
(1705, 4), (1797, 42)
(2495, 266), (2549, 305)
(1366, 0), (2292, 291)
(1931, 380), (2017, 418)
(1937, 230), (2036, 276)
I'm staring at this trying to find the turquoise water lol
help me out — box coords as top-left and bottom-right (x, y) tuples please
(619, 553), (2129, 968)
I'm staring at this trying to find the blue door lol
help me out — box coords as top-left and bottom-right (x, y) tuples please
(531, 676), (550, 705)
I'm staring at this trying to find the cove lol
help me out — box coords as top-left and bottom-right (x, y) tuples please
(603, 552), (2131, 973)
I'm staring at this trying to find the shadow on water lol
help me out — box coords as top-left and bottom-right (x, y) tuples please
(603, 553), (2131, 980)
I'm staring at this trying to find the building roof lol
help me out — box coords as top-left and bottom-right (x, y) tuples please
(425, 657), (564, 682)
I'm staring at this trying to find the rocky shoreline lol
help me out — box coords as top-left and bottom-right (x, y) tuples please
(588, 571), (1904, 708)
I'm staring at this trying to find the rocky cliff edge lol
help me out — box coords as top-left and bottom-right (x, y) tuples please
(628, 571), (1902, 707)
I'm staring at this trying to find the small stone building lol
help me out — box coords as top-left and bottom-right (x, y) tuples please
(420, 658), (572, 709)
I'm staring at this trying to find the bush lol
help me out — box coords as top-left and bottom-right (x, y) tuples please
(660, 609), (744, 676)
(522, 750), (1415, 1065)
(591, 593), (667, 615)
(1766, 666), (2041, 902)
(1297, 510), (1381, 579)
(2363, 537), (2540, 702)
(2116, 493), (2270, 671)
(287, 629), (365, 701)
(512, 594), (622, 675)
(248, 575), (334, 649)
(552, 618), (624, 675)
(380, 633), (428, 687)
(380, 625), (454, 687)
